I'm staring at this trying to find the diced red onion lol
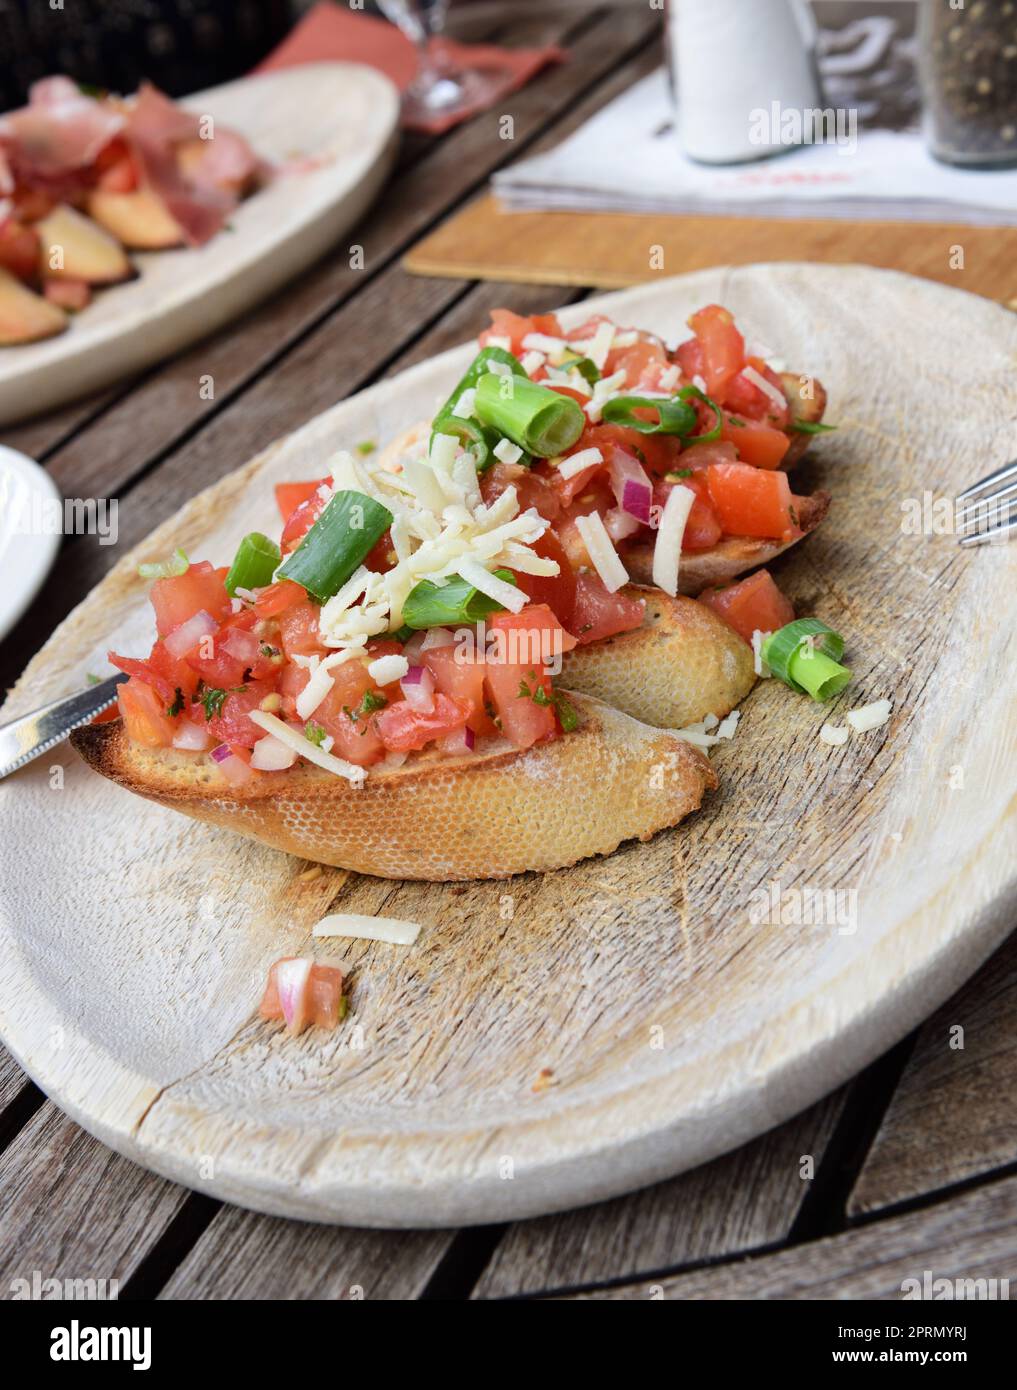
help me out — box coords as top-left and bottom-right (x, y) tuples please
(400, 665), (435, 711)
(250, 734), (298, 771)
(608, 447), (653, 524)
(605, 506), (641, 542)
(402, 631), (428, 664)
(439, 725), (475, 755)
(221, 627), (261, 665)
(164, 609), (219, 658)
(172, 720), (212, 751)
(420, 626), (455, 651)
(210, 742), (232, 763)
(217, 753), (255, 785)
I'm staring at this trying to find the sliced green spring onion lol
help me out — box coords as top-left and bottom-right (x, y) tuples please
(402, 569), (517, 629)
(225, 532), (281, 596)
(277, 490), (392, 601)
(430, 414), (499, 472)
(790, 420), (837, 435)
(138, 547), (188, 581)
(556, 353), (600, 385)
(433, 346), (527, 424)
(602, 384), (722, 442)
(761, 619), (851, 701)
(474, 373), (584, 457)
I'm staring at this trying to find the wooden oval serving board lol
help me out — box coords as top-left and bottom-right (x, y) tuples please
(0, 265), (1014, 1227)
(0, 63), (400, 426)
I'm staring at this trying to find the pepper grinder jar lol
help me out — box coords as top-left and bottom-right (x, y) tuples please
(920, 0), (1017, 167)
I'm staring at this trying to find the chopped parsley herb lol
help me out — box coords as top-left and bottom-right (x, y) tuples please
(789, 505), (799, 526)
(166, 687), (185, 718)
(195, 686), (228, 720)
(665, 468), (693, 480)
(355, 440), (377, 455)
(259, 644), (279, 657)
(359, 690), (387, 715)
(305, 721), (327, 747)
(85, 672), (102, 686)
(518, 679), (581, 730)
(727, 417), (746, 428)
(790, 421), (836, 435)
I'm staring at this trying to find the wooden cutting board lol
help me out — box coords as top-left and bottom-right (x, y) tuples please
(1, 265), (1015, 1228)
(404, 194), (1017, 306)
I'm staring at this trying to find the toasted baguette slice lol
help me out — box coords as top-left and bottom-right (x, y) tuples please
(561, 587), (754, 729)
(624, 489), (831, 594)
(70, 693), (715, 881)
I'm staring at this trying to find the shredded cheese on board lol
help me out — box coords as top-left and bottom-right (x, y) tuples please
(312, 913), (422, 946)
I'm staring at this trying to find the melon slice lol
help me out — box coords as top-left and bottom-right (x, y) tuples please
(0, 267), (68, 345)
(86, 189), (185, 251)
(34, 204), (134, 285)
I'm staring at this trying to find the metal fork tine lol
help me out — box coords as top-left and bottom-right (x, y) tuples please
(960, 514), (1017, 547)
(956, 479), (1017, 526)
(955, 457), (1017, 503)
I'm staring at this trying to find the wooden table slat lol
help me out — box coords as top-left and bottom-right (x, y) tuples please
(474, 1089), (847, 1298)
(568, 1171), (1017, 1300)
(848, 929), (1017, 1218)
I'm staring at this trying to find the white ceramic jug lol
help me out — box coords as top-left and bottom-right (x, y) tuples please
(667, 0), (822, 164)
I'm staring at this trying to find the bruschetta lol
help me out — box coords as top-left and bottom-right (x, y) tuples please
(70, 299), (836, 879)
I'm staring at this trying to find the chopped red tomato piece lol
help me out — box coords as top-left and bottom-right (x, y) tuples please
(376, 692), (471, 753)
(724, 358), (789, 428)
(721, 412), (791, 470)
(117, 676), (178, 747)
(207, 679), (279, 748)
(699, 569), (795, 645)
(150, 562), (231, 637)
(681, 304), (745, 400)
(568, 572), (645, 646)
(275, 479), (326, 524)
(278, 600), (326, 660)
(653, 474), (722, 552)
(422, 644), (493, 735)
(507, 527), (576, 628)
(480, 462), (560, 522)
(0, 219), (40, 282)
(482, 659), (554, 750)
(302, 661), (387, 766)
(706, 462), (796, 541)
(280, 484), (328, 553)
(254, 579), (304, 618)
(109, 641), (200, 704)
(479, 308), (563, 355)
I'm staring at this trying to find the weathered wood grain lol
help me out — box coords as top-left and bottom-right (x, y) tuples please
(849, 928), (1017, 1218)
(0, 1104), (189, 1297)
(569, 1173), (1017, 1299)
(474, 1088), (847, 1297)
(0, 1048), (28, 1116)
(160, 1205), (451, 1300)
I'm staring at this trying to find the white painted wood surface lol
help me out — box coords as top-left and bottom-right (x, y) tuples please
(0, 64), (400, 425)
(0, 266), (1014, 1227)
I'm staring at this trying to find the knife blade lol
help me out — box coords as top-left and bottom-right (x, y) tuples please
(0, 674), (127, 780)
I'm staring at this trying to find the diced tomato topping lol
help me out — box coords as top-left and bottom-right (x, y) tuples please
(280, 484), (328, 553)
(568, 572), (645, 646)
(278, 600), (325, 660)
(150, 562), (232, 637)
(274, 478), (325, 524)
(482, 660), (554, 750)
(706, 462), (797, 541)
(581, 422), (679, 480)
(207, 679), (279, 748)
(307, 660), (386, 766)
(479, 308), (563, 355)
(724, 358), (789, 428)
(254, 579), (304, 618)
(507, 527), (576, 628)
(480, 462), (560, 522)
(184, 614), (258, 688)
(489, 604), (577, 664)
(699, 569), (795, 645)
(611, 336), (669, 387)
(554, 474), (618, 569)
(117, 676), (179, 748)
(720, 412), (791, 470)
(681, 305), (746, 400)
(422, 644), (494, 735)
(375, 692), (471, 753)
(109, 640), (200, 705)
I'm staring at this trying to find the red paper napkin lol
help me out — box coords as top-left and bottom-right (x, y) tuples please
(256, 2), (566, 134)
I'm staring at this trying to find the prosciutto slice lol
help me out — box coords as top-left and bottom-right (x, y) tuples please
(0, 78), (123, 178)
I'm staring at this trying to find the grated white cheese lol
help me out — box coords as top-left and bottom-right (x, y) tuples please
(368, 653), (409, 685)
(452, 387), (476, 419)
(658, 364), (680, 392)
(557, 446), (603, 480)
(585, 369), (628, 423)
(493, 437), (524, 465)
(716, 709), (740, 740)
(819, 723), (849, 746)
(312, 913), (422, 946)
(249, 710), (365, 785)
(575, 511), (629, 593)
(428, 432), (458, 473)
(520, 350), (546, 376)
(674, 725), (722, 749)
(652, 484), (695, 597)
(751, 629), (773, 678)
(485, 334), (511, 351)
(742, 364), (787, 412)
(521, 331), (568, 355)
(296, 658), (337, 721)
(846, 698), (892, 733)
(611, 329), (638, 348)
(457, 557), (528, 612)
(585, 321), (615, 370)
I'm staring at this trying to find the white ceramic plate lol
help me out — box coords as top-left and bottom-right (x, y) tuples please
(0, 445), (61, 641)
(0, 63), (400, 425)
(0, 265), (1014, 1227)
